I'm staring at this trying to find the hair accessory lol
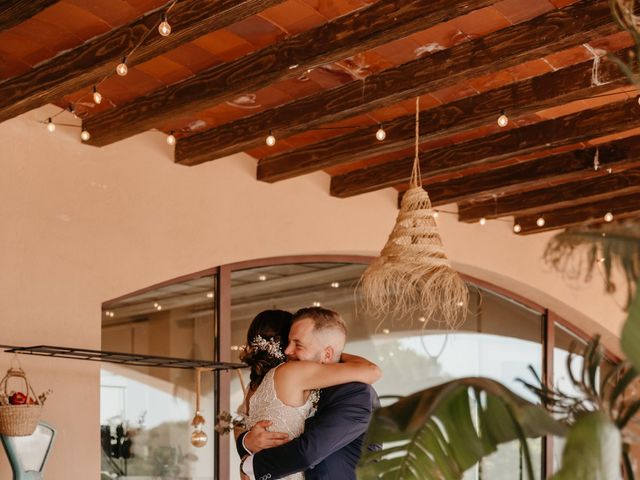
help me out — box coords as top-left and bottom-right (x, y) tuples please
(250, 335), (285, 360)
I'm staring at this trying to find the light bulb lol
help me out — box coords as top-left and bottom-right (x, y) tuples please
(536, 217), (545, 227)
(604, 211), (614, 222)
(116, 58), (128, 76)
(158, 15), (171, 36)
(418, 316), (426, 323)
(92, 86), (102, 105)
(47, 118), (55, 133)
(433, 211), (439, 219)
(330, 282), (340, 288)
(382, 328), (390, 335)
(258, 274), (267, 281)
(513, 223), (522, 233)
(479, 217), (486, 226)
(375, 125), (386, 141)
(191, 429), (208, 448)
(312, 301), (321, 307)
(637, 95), (640, 106)
(497, 112), (508, 127)
(266, 131), (276, 147)
(166, 132), (176, 145)
(80, 129), (90, 141)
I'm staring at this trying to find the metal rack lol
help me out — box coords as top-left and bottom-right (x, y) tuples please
(1, 345), (246, 370)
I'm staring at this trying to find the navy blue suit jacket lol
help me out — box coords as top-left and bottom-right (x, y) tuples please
(237, 382), (379, 480)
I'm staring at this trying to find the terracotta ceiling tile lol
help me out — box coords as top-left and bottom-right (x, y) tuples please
(507, 59), (553, 81)
(581, 90), (632, 108)
(300, 0), (370, 20)
(9, 18), (81, 53)
(535, 99), (589, 119)
(430, 83), (478, 104)
(333, 51), (394, 78)
(543, 45), (592, 69)
(410, 21), (467, 52)
(494, 0), (554, 24)
(0, 55), (30, 80)
(0, 31), (54, 67)
(549, 0), (578, 6)
(115, 67), (164, 96)
(396, 94), (442, 113)
(252, 85), (296, 108)
(226, 15), (288, 49)
(37, 2), (112, 41)
(368, 104), (411, 123)
(452, 7), (511, 38)
(588, 31), (634, 52)
(62, 0), (152, 28)
(191, 29), (256, 61)
(135, 56), (194, 85)
(511, 113), (542, 127)
(259, 0), (327, 35)
(271, 76), (326, 98)
(162, 43), (222, 74)
(323, 114), (376, 130)
(369, 37), (422, 66)
(468, 69), (515, 93)
(311, 64), (361, 88)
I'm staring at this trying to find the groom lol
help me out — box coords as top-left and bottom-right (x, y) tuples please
(236, 306), (380, 479)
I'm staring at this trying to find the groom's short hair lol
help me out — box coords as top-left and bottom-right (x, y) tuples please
(293, 306), (348, 337)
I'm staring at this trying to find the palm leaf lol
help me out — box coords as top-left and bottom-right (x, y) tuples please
(543, 222), (640, 309)
(551, 411), (622, 480)
(622, 283), (640, 372)
(357, 377), (566, 480)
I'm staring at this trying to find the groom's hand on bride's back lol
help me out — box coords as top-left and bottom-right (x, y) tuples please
(245, 420), (289, 453)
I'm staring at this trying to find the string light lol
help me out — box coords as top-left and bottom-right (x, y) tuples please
(116, 57), (128, 76)
(166, 131), (176, 145)
(513, 223), (522, 233)
(536, 217), (545, 227)
(497, 110), (509, 127)
(604, 211), (614, 222)
(80, 129), (91, 141)
(330, 282), (340, 288)
(158, 13), (172, 36)
(312, 301), (321, 307)
(375, 125), (386, 141)
(46, 118), (55, 133)
(432, 211), (439, 219)
(92, 86), (102, 105)
(266, 131), (276, 147)
(637, 95), (640, 106)
(258, 274), (267, 281)
(479, 217), (486, 226)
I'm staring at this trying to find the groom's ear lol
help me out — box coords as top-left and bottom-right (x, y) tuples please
(322, 346), (335, 364)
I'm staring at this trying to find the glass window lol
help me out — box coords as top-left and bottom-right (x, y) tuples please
(101, 274), (216, 480)
(227, 262), (544, 480)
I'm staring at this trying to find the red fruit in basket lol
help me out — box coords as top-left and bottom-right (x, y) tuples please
(9, 392), (27, 405)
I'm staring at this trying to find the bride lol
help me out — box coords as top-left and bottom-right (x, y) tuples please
(236, 309), (382, 480)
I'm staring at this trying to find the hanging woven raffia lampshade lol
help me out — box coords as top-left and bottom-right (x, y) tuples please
(360, 98), (469, 328)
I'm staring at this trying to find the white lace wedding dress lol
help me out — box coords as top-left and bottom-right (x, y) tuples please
(245, 365), (319, 480)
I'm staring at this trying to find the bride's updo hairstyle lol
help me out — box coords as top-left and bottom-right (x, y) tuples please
(240, 309), (293, 391)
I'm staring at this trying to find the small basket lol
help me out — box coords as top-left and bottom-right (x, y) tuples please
(0, 367), (42, 436)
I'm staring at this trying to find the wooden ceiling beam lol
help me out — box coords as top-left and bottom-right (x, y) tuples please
(514, 192), (640, 234)
(176, 0), (618, 167)
(330, 99), (640, 198)
(0, 0), (58, 31)
(405, 137), (640, 206)
(0, 0), (285, 124)
(83, 0), (502, 147)
(458, 167), (640, 223)
(258, 55), (626, 182)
